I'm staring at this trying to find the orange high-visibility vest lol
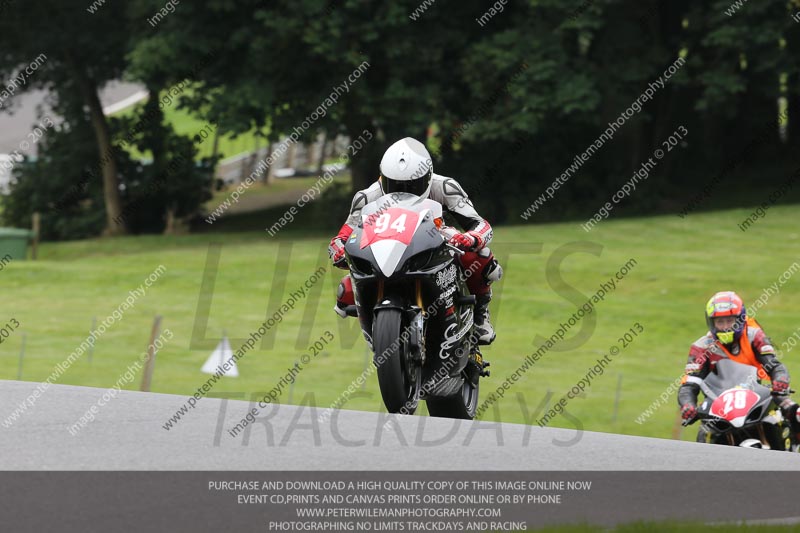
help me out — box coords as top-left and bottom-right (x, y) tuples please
(716, 317), (768, 380)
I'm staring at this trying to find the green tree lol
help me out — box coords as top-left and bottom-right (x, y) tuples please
(126, 0), (218, 233)
(0, 1), (131, 235)
(128, 0), (497, 190)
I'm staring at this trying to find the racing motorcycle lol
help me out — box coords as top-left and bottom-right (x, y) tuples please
(341, 193), (489, 419)
(685, 359), (798, 451)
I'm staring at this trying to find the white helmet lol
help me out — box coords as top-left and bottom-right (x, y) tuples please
(379, 137), (433, 198)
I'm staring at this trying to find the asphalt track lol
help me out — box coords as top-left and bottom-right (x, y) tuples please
(2, 380), (800, 470)
(3, 380), (800, 530)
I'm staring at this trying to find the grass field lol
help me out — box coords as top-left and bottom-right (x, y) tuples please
(2, 203), (800, 442)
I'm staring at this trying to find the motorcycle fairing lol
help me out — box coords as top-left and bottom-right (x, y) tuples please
(710, 388), (761, 428)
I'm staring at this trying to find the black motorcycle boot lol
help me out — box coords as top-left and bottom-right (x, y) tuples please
(474, 292), (495, 345)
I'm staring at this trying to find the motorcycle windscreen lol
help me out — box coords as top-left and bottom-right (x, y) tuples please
(704, 359), (761, 396)
(360, 207), (423, 277)
(709, 388), (760, 428)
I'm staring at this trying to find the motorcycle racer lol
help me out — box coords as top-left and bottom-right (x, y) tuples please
(328, 137), (502, 345)
(678, 291), (800, 440)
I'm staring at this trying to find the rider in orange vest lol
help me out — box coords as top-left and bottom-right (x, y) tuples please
(678, 291), (800, 438)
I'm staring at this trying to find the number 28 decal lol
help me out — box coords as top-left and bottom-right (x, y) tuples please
(711, 389), (759, 419)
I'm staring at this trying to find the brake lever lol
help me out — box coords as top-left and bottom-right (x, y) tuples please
(683, 412), (715, 427)
(681, 415), (700, 427)
(446, 244), (466, 256)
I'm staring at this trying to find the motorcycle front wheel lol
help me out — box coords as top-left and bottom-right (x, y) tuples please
(374, 308), (420, 414)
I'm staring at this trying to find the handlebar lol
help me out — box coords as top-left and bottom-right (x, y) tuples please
(682, 385), (798, 427)
(682, 411), (719, 427)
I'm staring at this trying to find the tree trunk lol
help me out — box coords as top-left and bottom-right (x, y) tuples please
(286, 142), (297, 169)
(316, 132), (328, 175)
(788, 73), (800, 151)
(266, 142), (276, 184)
(250, 135), (261, 180)
(76, 69), (128, 236)
(211, 128), (220, 161)
(165, 207), (177, 234)
(326, 136), (336, 159)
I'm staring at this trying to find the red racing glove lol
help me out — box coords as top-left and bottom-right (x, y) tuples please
(330, 240), (347, 268)
(772, 378), (790, 395)
(448, 232), (476, 251)
(680, 403), (697, 422)
(329, 224), (353, 269)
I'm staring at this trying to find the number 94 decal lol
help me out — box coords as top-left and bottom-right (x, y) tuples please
(360, 208), (420, 248)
